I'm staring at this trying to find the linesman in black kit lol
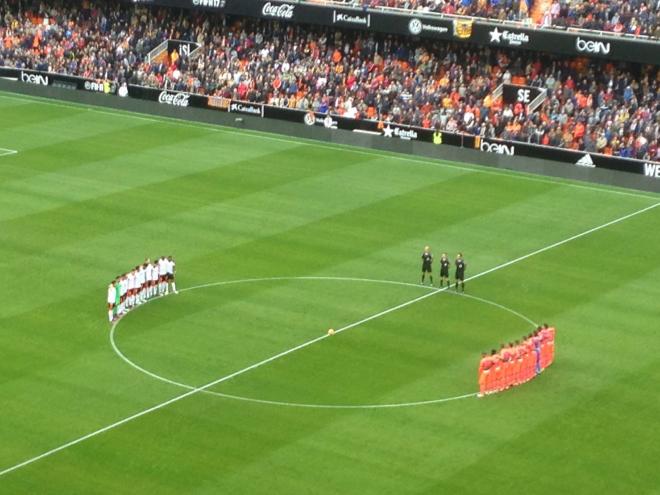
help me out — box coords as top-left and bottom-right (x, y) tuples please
(439, 253), (450, 287)
(455, 253), (466, 292)
(421, 246), (433, 285)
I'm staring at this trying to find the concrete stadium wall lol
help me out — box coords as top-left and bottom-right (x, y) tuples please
(2, 79), (658, 194)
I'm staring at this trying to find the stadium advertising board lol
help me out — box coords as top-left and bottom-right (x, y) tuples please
(644, 163), (660, 179)
(131, 0), (228, 9)
(263, 106), (467, 146)
(332, 9), (371, 29)
(0, 67), (117, 94)
(473, 136), (655, 175)
(465, 24), (659, 64)
(120, 0), (659, 64)
(5, 66), (654, 178)
(229, 101), (264, 117)
(127, 84), (207, 108)
(119, 83), (657, 177)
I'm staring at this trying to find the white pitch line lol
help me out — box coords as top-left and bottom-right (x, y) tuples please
(334, 202), (660, 337)
(109, 276), (536, 409)
(0, 147), (18, 157)
(0, 201), (658, 477)
(201, 391), (480, 409)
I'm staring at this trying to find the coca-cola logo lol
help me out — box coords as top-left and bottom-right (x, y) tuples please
(158, 91), (190, 107)
(262, 2), (295, 19)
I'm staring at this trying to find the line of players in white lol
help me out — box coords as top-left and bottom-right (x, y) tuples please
(106, 256), (177, 323)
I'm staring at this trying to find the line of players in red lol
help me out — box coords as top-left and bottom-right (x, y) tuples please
(477, 324), (555, 397)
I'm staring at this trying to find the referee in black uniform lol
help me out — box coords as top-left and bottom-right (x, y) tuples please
(421, 246), (433, 286)
(455, 253), (466, 292)
(439, 253), (450, 287)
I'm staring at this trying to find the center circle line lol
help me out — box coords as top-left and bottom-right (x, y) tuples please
(110, 276), (536, 409)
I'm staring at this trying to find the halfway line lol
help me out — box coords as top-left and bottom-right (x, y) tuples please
(0, 201), (657, 477)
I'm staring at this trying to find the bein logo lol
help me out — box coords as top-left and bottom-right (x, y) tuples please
(480, 140), (515, 155)
(20, 71), (49, 86)
(576, 37), (611, 55)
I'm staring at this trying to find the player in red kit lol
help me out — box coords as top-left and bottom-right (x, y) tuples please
(478, 352), (495, 397)
(477, 325), (556, 397)
(500, 343), (514, 389)
(544, 323), (556, 367)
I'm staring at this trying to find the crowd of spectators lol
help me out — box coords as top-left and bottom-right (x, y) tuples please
(1, 0), (658, 160)
(333, 0), (660, 37)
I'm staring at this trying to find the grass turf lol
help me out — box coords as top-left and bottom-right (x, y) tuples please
(0, 91), (659, 494)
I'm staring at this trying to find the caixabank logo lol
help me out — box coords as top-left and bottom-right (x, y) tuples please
(229, 102), (263, 117)
(333, 10), (371, 28)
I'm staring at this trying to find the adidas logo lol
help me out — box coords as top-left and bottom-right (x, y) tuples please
(575, 154), (595, 168)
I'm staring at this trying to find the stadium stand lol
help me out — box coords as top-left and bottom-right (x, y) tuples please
(1, 0), (657, 160)
(317, 0), (660, 37)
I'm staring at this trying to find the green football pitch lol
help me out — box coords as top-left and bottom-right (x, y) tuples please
(1, 91), (659, 494)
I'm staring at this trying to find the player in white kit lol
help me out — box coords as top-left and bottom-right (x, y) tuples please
(105, 254), (183, 320)
(107, 281), (116, 322)
(144, 261), (153, 299)
(151, 260), (159, 297)
(130, 270), (139, 308)
(167, 256), (178, 294)
(158, 256), (168, 295)
(136, 264), (145, 304)
(119, 274), (128, 315)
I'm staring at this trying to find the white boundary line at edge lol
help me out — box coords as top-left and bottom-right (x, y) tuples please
(0, 91), (657, 201)
(109, 276), (538, 409)
(0, 200), (658, 478)
(0, 147), (18, 157)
